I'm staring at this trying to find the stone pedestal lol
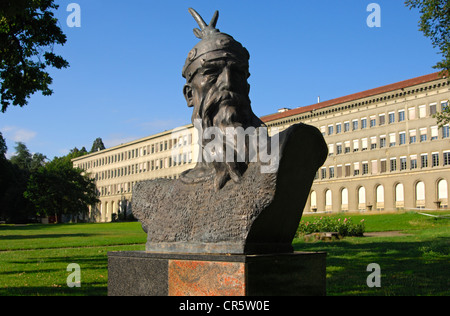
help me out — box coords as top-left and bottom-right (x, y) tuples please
(108, 251), (326, 296)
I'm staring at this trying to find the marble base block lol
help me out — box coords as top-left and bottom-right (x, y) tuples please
(108, 251), (326, 296)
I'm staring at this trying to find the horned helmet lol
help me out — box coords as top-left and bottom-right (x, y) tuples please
(182, 8), (250, 83)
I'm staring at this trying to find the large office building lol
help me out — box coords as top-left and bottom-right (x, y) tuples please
(73, 72), (450, 222)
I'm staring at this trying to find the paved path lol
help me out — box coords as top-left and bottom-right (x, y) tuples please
(364, 231), (412, 237)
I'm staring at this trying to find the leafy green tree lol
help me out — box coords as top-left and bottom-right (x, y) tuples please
(24, 154), (100, 220)
(1, 140), (95, 223)
(30, 152), (47, 172)
(9, 142), (32, 170)
(0, 131), (6, 158)
(406, 0), (450, 74)
(0, 0), (69, 112)
(0, 132), (11, 221)
(69, 146), (88, 158)
(2, 141), (36, 222)
(90, 137), (105, 153)
(8, 141), (47, 171)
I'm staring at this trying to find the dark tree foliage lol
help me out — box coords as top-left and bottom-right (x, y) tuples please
(0, 132), (11, 221)
(9, 142), (32, 169)
(24, 156), (99, 219)
(1, 142), (37, 222)
(0, 131), (6, 157)
(0, 0), (69, 112)
(406, 0), (450, 74)
(90, 137), (106, 153)
(0, 138), (97, 223)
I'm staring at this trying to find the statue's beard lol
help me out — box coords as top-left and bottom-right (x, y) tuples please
(200, 88), (252, 131)
(197, 87), (257, 190)
(183, 85), (266, 190)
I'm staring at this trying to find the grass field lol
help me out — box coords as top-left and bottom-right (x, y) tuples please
(0, 211), (449, 296)
(0, 222), (147, 296)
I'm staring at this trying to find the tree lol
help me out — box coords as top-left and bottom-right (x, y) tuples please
(7, 141), (47, 172)
(30, 152), (47, 172)
(2, 141), (37, 222)
(0, 132), (11, 221)
(9, 142), (32, 170)
(406, 0), (450, 74)
(90, 137), (105, 153)
(0, 141), (95, 223)
(69, 146), (88, 158)
(0, 0), (69, 113)
(24, 155), (99, 220)
(0, 131), (6, 158)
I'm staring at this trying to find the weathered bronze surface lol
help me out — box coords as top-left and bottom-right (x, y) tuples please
(132, 8), (328, 255)
(180, 8), (264, 191)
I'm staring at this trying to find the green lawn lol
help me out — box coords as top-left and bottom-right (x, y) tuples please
(0, 222), (147, 296)
(295, 210), (450, 296)
(0, 211), (448, 296)
(0, 222), (146, 251)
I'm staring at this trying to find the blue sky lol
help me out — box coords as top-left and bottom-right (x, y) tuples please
(0, 0), (441, 159)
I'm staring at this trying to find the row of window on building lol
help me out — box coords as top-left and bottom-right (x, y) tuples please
(75, 134), (193, 171)
(92, 152), (193, 182)
(310, 179), (448, 212)
(327, 125), (449, 155)
(319, 151), (450, 180)
(320, 101), (448, 136)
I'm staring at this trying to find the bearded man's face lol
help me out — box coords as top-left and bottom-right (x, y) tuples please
(181, 54), (266, 190)
(183, 56), (252, 129)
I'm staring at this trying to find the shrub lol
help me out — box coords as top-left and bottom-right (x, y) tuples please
(297, 216), (365, 237)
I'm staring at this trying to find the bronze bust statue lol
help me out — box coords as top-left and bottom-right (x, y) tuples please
(132, 8), (328, 255)
(110, 10), (328, 296)
(180, 8), (265, 191)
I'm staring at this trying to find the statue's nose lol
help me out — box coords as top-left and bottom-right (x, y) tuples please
(218, 66), (232, 91)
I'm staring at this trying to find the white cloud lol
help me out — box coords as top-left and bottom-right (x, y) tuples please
(1, 126), (37, 143)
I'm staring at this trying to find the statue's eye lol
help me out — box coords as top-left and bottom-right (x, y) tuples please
(231, 64), (248, 78)
(203, 67), (220, 76)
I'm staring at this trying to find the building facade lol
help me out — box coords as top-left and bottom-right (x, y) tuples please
(73, 125), (197, 222)
(262, 72), (450, 213)
(73, 72), (450, 221)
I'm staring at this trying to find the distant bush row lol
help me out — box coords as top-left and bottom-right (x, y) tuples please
(297, 216), (365, 237)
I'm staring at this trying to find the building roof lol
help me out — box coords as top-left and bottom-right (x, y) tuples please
(260, 72), (444, 123)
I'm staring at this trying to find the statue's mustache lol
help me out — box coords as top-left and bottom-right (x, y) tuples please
(202, 89), (249, 117)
